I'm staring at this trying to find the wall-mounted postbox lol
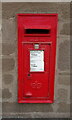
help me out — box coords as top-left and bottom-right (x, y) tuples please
(17, 14), (58, 103)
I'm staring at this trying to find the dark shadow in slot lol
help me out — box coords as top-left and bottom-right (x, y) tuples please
(25, 29), (50, 34)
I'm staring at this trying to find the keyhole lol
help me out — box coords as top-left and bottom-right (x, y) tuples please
(28, 74), (30, 76)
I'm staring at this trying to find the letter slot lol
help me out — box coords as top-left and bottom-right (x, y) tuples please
(24, 26), (51, 36)
(25, 28), (50, 34)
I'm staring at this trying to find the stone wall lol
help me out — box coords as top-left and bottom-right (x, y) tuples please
(0, 1), (2, 119)
(2, 2), (70, 118)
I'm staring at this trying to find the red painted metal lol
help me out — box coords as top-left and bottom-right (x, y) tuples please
(17, 14), (58, 103)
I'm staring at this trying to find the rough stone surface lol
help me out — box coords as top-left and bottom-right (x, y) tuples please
(2, 58), (15, 72)
(70, 85), (72, 101)
(2, 89), (12, 99)
(57, 89), (68, 103)
(0, 2), (2, 25)
(3, 74), (13, 84)
(57, 103), (70, 113)
(58, 75), (70, 85)
(60, 23), (70, 35)
(2, 3), (70, 21)
(2, 43), (16, 55)
(2, 102), (53, 113)
(0, 58), (2, 71)
(2, 19), (17, 43)
(58, 40), (70, 71)
(0, 2), (2, 119)
(0, 43), (2, 55)
(0, 89), (2, 98)
(0, 102), (2, 118)
(2, 2), (70, 118)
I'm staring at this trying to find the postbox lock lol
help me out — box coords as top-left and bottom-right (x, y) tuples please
(28, 73), (30, 76)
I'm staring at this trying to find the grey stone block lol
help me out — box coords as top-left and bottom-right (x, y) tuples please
(2, 102), (53, 113)
(2, 43), (16, 55)
(2, 58), (15, 72)
(3, 74), (13, 84)
(0, 102), (2, 118)
(0, 89), (2, 98)
(2, 3), (70, 21)
(58, 75), (70, 85)
(2, 89), (12, 99)
(57, 103), (70, 113)
(57, 88), (68, 103)
(2, 19), (16, 43)
(58, 40), (70, 71)
(60, 23), (70, 35)
(0, 43), (2, 55)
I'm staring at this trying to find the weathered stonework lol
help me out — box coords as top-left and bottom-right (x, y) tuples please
(2, 19), (17, 43)
(2, 2), (70, 118)
(57, 88), (68, 103)
(60, 23), (70, 35)
(2, 102), (53, 113)
(3, 74), (13, 84)
(0, 89), (2, 98)
(2, 58), (15, 72)
(58, 40), (70, 71)
(2, 2), (70, 21)
(2, 43), (16, 55)
(57, 103), (70, 113)
(2, 88), (12, 99)
(0, 1), (2, 119)
(58, 75), (70, 85)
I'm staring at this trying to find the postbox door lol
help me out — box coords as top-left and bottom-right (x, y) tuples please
(22, 43), (50, 99)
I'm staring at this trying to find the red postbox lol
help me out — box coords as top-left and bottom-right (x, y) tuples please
(17, 14), (58, 103)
